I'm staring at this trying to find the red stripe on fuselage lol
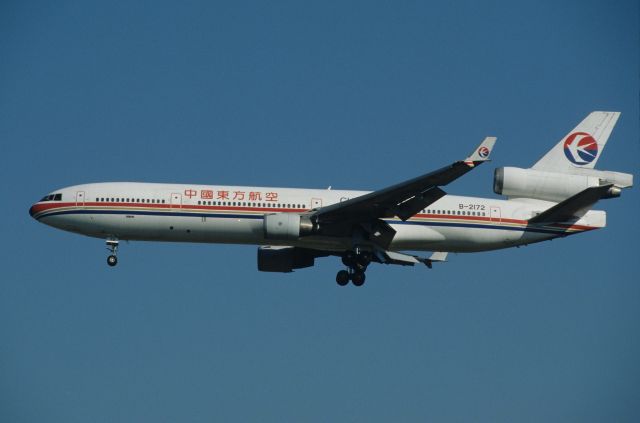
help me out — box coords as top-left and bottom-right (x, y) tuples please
(31, 202), (596, 231)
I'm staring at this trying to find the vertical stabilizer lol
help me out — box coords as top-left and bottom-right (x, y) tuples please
(532, 111), (620, 172)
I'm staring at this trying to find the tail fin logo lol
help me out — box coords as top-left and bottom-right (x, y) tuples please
(563, 132), (598, 165)
(478, 146), (490, 158)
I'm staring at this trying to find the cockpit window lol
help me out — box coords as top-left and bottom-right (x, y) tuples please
(40, 193), (62, 202)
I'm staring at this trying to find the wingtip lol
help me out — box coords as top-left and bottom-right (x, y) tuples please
(464, 136), (497, 163)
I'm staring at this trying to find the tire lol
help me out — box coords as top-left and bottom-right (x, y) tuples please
(356, 252), (372, 268)
(341, 251), (355, 267)
(351, 271), (366, 286)
(336, 270), (350, 286)
(107, 255), (118, 267)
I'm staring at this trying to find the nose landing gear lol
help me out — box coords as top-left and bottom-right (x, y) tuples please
(106, 239), (119, 267)
(336, 250), (371, 286)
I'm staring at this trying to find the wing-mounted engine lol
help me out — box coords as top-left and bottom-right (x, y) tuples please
(257, 246), (326, 272)
(263, 213), (316, 240)
(493, 167), (632, 202)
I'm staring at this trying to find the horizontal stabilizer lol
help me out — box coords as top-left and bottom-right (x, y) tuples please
(529, 184), (613, 224)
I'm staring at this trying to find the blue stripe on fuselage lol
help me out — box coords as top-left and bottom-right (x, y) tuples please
(36, 208), (573, 235)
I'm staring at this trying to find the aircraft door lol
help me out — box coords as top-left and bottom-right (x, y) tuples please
(75, 191), (85, 207)
(490, 206), (501, 222)
(311, 198), (322, 209)
(170, 193), (182, 208)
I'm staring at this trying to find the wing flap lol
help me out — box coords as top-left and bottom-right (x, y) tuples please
(395, 187), (447, 221)
(374, 250), (449, 268)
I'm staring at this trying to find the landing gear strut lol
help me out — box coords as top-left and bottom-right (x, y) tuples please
(336, 249), (371, 286)
(106, 239), (119, 267)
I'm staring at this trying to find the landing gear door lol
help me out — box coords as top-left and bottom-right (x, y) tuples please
(490, 206), (501, 223)
(171, 193), (182, 208)
(75, 191), (85, 207)
(311, 198), (322, 210)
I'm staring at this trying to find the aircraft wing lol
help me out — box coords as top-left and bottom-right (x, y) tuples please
(310, 137), (497, 232)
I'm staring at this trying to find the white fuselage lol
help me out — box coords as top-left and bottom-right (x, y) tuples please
(30, 182), (605, 253)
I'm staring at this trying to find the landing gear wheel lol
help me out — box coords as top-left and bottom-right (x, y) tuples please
(356, 252), (372, 268)
(341, 251), (356, 267)
(351, 271), (366, 286)
(105, 238), (119, 267)
(336, 270), (350, 286)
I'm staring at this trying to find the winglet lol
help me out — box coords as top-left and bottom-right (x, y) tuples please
(464, 137), (497, 167)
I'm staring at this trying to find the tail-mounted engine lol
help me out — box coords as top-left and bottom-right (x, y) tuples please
(494, 167), (632, 202)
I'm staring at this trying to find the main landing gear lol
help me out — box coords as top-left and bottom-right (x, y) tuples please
(106, 239), (119, 267)
(336, 250), (371, 287)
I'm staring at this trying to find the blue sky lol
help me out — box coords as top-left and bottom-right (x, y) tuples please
(1, 1), (638, 421)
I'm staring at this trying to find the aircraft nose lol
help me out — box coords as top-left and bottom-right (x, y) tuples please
(29, 204), (36, 218)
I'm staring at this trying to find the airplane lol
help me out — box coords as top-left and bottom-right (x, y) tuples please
(29, 111), (633, 286)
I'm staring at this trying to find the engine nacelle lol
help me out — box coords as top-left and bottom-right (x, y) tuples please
(493, 167), (628, 202)
(257, 246), (316, 272)
(263, 213), (314, 240)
